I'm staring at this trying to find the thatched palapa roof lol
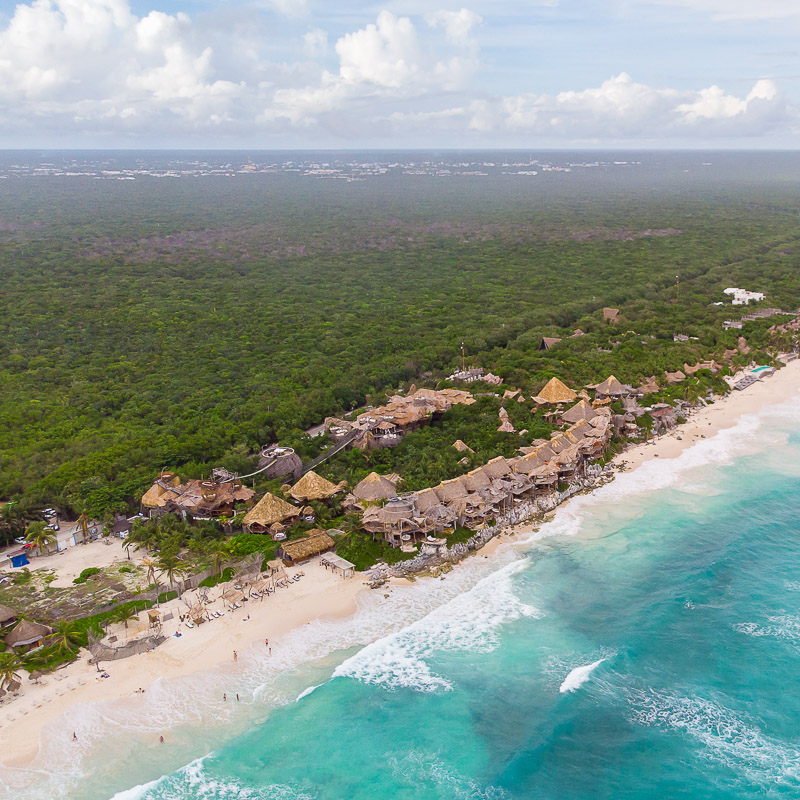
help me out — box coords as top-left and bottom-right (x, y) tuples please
(594, 375), (629, 397)
(5, 620), (52, 648)
(289, 471), (342, 502)
(540, 337), (562, 350)
(243, 492), (298, 530)
(0, 605), (17, 624)
(534, 377), (577, 405)
(560, 399), (597, 426)
(452, 439), (473, 453)
(352, 472), (398, 502)
(281, 532), (335, 564)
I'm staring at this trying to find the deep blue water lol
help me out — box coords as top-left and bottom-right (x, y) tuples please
(6, 397), (800, 800)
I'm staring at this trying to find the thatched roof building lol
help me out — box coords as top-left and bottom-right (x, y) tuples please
(559, 399), (598, 426)
(5, 620), (52, 651)
(539, 337), (562, 350)
(593, 375), (631, 398)
(243, 493), (299, 533)
(638, 376), (660, 394)
(352, 472), (398, 503)
(141, 472), (182, 509)
(289, 471), (343, 503)
(279, 532), (336, 565)
(452, 439), (473, 453)
(257, 447), (303, 481)
(603, 307), (620, 322)
(533, 377), (577, 405)
(665, 369), (686, 385)
(0, 604), (17, 628)
(434, 477), (469, 505)
(460, 468), (491, 493)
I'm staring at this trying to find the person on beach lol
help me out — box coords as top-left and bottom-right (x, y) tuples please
(236, 693), (240, 701)
(233, 650), (238, 662)
(159, 736), (164, 744)
(265, 638), (269, 647)
(223, 693), (227, 701)
(72, 732), (78, 742)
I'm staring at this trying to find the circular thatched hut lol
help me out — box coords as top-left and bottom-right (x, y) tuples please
(258, 446), (303, 481)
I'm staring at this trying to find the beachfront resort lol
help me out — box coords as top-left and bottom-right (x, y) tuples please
(1, 305), (800, 748)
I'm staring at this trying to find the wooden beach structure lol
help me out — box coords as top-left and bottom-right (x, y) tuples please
(278, 531), (336, 566)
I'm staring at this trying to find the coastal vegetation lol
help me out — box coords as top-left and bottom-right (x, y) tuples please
(3, 155), (800, 539)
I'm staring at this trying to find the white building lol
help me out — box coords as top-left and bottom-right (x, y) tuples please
(723, 288), (766, 305)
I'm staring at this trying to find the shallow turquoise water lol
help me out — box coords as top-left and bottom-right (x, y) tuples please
(6, 399), (800, 800)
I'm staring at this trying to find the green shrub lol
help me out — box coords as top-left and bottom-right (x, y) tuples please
(334, 531), (415, 572)
(73, 567), (101, 584)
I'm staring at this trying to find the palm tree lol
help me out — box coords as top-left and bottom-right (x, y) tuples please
(48, 621), (83, 655)
(204, 538), (231, 575)
(157, 553), (189, 598)
(113, 605), (139, 634)
(25, 522), (56, 555)
(140, 556), (159, 591)
(0, 652), (23, 691)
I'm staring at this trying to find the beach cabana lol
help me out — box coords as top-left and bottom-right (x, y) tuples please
(288, 471), (343, 503)
(320, 553), (356, 578)
(188, 603), (208, 624)
(4, 620), (52, 652)
(279, 532), (336, 565)
(533, 377), (577, 405)
(242, 492), (299, 534)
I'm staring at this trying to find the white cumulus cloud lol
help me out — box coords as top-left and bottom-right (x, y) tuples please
(425, 8), (482, 45)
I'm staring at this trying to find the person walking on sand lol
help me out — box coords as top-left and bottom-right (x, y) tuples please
(159, 736), (164, 744)
(233, 650), (238, 662)
(223, 693), (227, 701)
(236, 693), (240, 701)
(265, 638), (269, 648)
(72, 732), (78, 742)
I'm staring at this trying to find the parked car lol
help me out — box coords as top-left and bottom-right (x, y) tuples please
(14, 536), (26, 545)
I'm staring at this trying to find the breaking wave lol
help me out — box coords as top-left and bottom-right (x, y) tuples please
(628, 688), (800, 788)
(333, 559), (541, 692)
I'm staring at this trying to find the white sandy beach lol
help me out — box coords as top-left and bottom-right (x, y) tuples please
(2, 358), (800, 769)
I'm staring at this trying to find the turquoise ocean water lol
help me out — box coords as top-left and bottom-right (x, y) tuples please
(4, 394), (800, 800)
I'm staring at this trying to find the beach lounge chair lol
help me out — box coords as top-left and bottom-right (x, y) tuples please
(185, 621), (195, 629)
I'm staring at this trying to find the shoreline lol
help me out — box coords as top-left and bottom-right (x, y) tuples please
(3, 359), (800, 772)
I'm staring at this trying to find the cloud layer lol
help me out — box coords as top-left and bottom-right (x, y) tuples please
(0, 0), (796, 146)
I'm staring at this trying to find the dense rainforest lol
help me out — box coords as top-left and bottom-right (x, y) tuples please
(3, 150), (800, 527)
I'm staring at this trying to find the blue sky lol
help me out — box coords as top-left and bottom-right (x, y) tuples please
(1, 0), (799, 147)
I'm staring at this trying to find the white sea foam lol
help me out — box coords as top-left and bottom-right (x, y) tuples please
(109, 758), (315, 800)
(294, 684), (321, 702)
(628, 688), (800, 788)
(734, 614), (800, 644)
(1, 547), (524, 800)
(389, 751), (509, 800)
(333, 559), (541, 692)
(559, 658), (606, 693)
(519, 392), (800, 549)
